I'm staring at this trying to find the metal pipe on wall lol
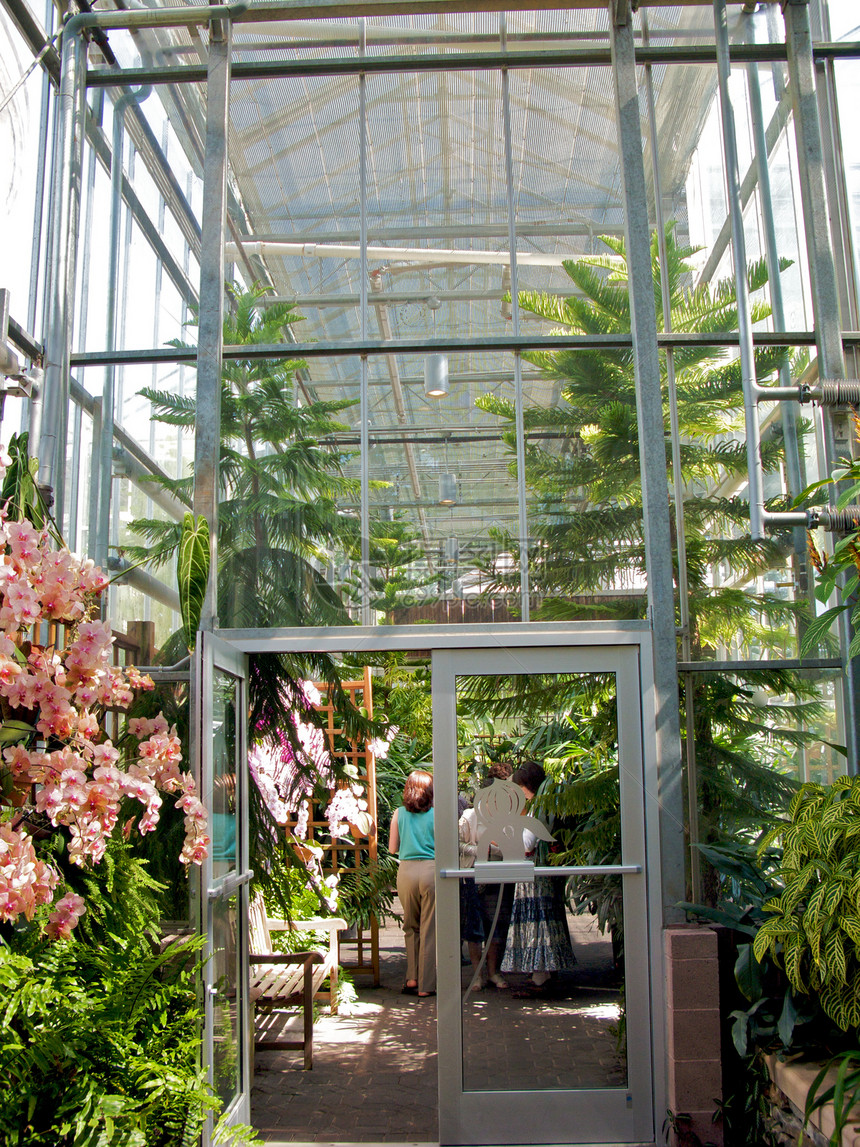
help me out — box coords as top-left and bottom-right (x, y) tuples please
(744, 36), (813, 623)
(784, 0), (860, 773)
(36, 25), (85, 524)
(713, 0), (766, 542)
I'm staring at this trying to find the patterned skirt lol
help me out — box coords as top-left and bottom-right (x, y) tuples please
(500, 875), (576, 974)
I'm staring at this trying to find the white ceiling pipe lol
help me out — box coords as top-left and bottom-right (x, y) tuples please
(226, 240), (568, 268)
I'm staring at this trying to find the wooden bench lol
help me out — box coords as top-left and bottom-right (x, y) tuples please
(249, 895), (347, 1070)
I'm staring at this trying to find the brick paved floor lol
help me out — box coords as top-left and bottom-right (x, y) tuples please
(251, 911), (624, 1146)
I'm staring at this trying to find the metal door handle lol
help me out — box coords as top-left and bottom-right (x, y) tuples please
(207, 868), (254, 899)
(439, 864), (642, 879)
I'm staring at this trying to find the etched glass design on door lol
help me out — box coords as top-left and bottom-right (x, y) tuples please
(455, 670), (626, 1092)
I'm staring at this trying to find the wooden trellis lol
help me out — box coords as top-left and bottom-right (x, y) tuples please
(299, 666), (380, 985)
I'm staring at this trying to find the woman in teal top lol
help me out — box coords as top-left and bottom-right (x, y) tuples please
(389, 769), (435, 996)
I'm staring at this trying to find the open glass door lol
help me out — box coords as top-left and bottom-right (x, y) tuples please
(198, 631), (251, 1136)
(433, 644), (653, 1146)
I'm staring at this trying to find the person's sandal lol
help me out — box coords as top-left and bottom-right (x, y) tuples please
(488, 974), (509, 989)
(401, 983), (418, 995)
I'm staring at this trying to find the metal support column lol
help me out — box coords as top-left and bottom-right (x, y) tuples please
(96, 85), (151, 576)
(190, 27), (233, 1141)
(784, 0), (860, 772)
(193, 18), (232, 632)
(359, 20), (371, 627)
(37, 24), (86, 525)
(610, 1), (686, 917)
(714, 0), (766, 544)
(501, 14), (530, 622)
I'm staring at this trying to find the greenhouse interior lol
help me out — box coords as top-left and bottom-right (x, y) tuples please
(3, 0), (860, 1144)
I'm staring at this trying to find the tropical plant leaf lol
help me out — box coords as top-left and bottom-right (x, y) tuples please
(178, 512), (210, 652)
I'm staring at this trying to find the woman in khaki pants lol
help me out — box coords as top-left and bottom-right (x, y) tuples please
(389, 770), (435, 996)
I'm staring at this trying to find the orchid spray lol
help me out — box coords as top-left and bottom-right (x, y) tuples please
(0, 450), (209, 936)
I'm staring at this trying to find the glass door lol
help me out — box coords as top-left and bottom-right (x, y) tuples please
(433, 645), (654, 1146)
(198, 631), (251, 1136)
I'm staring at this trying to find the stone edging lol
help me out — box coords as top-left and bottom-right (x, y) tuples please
(765, 1053), (860, 1147)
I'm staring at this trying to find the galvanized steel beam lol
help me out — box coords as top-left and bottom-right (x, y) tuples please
(714, 0), (765, 541)
(193, 18), (232, 632)
(610, 1), (686, 921)
(69, 329), (826, 368)
(83, 41), (860, 90)
(36, 26), (85, 524)
(784, 0), (860, 773)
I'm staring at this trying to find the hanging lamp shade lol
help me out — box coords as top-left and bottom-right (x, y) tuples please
(439, 473), (458, 505)
(442, 536), (459, 563)
(424, 353), (449, 398)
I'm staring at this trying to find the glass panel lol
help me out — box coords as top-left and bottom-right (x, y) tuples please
(455, 670), (626, 1092)
(227, 74), (362, 343)
(833, 54), (860, 306)
(509, 66), (621, 267)
(215, 353), (360, 628)
(212, 669), (239, 877)
(211, 891), (241, 1109)
(365, 68), (509, 347)
(75, 84), (202, 357)
(365, 351), (520, 623)
(232, 11), (611, 66)
(520, 337), (645, 622)
(634, 3), (784, 48)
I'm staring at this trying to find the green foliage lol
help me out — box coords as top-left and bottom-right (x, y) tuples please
(803, 1050), (860, 1146)
(0, 844), (214, 1147)
(342, 513), (438, 620)
(481, 226), (818, 899)
(257, 859), (331, 951)
(126, 283), (358, 632)
(1, 431), (49, 533)
(754, 777), (860, 1033)
(800, 428), (860, 661)
(681, 839), (831, 1057)
(336, 853), (400, 929)
(178, 512), (210, 652)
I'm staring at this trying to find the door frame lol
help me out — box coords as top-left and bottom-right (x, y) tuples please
(208, 621), (667, 1146)
(433, 643), (655, 1146)
(197, 630), (252, 1138)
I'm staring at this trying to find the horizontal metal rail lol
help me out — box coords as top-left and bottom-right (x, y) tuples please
(676, 658), (842, 673)
(85, 41), (860, 88)
(69, 330), (831, 368)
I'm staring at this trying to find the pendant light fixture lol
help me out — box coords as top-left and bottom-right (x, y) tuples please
(424, 353), (449, 398)
(438, 472), (457, 505)
(424, 295), (448, 398)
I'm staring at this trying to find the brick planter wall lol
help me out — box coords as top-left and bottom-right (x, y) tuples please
(664, 925), (723, 1146)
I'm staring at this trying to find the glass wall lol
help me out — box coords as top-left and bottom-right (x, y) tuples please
(0, 1), (856, 721)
